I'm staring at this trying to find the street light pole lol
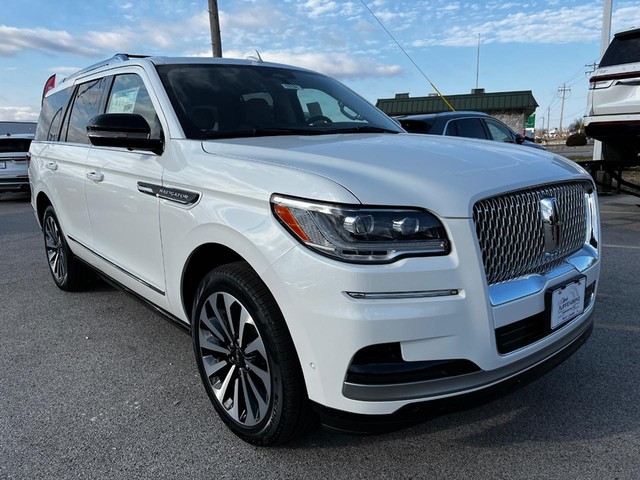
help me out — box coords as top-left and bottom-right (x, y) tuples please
(208, 0), (222, 57)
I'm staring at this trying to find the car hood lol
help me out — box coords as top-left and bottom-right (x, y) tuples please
(202, 133), (589, 218)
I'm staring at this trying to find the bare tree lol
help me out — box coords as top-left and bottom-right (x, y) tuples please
(568, 118), (583, 133)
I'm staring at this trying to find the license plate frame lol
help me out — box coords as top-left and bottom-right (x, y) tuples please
(546, 276), (586, 330)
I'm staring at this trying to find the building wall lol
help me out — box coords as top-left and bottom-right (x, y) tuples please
(489, 110), (526, 133)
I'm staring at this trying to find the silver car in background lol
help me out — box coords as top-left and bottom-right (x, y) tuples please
(0, 129), (34, 193)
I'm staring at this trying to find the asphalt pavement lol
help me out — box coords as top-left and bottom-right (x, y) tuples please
(1, 191), (639, 479)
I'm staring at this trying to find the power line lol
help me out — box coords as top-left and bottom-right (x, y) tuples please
(358, 0), (455, 111)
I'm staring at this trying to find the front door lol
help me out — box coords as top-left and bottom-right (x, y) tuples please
(84, 72), (169, 308)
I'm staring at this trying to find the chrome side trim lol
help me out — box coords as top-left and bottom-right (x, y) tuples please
(346, 289), (459, 300)
(68, 235), (165, 296)
(343, 310), (594, 402)
(137, 182), (200, 205)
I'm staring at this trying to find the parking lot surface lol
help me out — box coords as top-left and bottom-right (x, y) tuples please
(1, 191), (639, 479)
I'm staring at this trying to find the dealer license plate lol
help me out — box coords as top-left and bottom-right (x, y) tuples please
(0, 161), (5, 169)
(549, 277), (586, 329)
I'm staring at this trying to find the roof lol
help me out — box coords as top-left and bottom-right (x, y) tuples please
(376, 90), (538, 117)
(396, 111), (491, 121)
(54, 53), (315, 93)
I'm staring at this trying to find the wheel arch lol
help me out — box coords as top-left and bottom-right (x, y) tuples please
(181, 242), (247, 321)
(35, 191), (53, 228)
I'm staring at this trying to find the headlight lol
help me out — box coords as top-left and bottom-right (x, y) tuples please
(271, 195), (449, 263)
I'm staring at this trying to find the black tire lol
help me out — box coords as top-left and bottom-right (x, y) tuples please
(191, 262), (315, 445)
(602, 142), (639, 166)
(42, 206), (94, 291)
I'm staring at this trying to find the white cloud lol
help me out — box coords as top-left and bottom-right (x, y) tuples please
(0, 106), (39, 121)
(300, 0), (340, 18)
(48, 66), (81, 76)
(222, 48), (402, 79)
(84, 30), (137, 51)
(0, 25), (98, 57)
(410, 3), (628, 47)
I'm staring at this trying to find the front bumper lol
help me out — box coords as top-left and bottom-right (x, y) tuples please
(316, 320), (593, 434)
(262, 217), (600, 416)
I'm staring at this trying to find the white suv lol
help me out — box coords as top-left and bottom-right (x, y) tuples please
(585, 27), (640, 165)
(30, 54), (600, 445)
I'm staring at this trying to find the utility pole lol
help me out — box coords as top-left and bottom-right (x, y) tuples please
(547, 106), (550, 137)
(558, 83), (570, 136)
(208, 0), (222, 57)
(585, 62), (599, 74)
(475, 34), (480, 90)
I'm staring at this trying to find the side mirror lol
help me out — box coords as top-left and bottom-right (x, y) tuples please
(87, 114), (163, 155)
(514, 133), (526, 145)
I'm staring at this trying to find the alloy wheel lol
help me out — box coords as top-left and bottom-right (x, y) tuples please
(198, 291), (272, 427)
(44, 215), (67, 284)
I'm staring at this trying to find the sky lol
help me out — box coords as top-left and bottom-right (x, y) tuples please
(1, 0), (638, 130)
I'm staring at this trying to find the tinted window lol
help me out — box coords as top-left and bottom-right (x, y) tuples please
(106, 74), (162, 140)
(399, 118), (435, 133)
(35, 88), (73, 141)
(445, 118), (487, 139)
(485, 120), (514, 143)
(66, 78), (108, 144)
(0, 138), (32, 152)
(156, 64), (402, 139)
(600, 31), (640, 67)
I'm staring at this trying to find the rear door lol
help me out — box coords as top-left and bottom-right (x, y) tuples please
(83, 71), (169, 307)
(591, 29), (640, 116)
(33, 82), (100, 248)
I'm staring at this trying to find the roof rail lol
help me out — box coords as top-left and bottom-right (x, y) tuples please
(62, 53), (149, 83)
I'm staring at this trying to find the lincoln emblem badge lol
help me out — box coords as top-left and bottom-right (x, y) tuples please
(540, 197), (562, 254)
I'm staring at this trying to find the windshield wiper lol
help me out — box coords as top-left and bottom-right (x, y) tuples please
(202, 127), (319, 139)
(326, 125), (400, 134)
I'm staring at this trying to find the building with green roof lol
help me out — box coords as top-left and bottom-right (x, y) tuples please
(376, 89), (538, 134)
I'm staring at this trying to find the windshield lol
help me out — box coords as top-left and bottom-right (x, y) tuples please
(156, 63), (402, 139)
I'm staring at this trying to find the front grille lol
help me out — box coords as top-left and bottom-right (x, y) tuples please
(473, 182), (590, 285)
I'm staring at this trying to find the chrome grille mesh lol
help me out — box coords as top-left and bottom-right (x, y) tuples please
(473, 182), (590, 285)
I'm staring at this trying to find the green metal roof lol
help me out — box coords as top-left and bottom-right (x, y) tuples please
(376, 90), (538, 117)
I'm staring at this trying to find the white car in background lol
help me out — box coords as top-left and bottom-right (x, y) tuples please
(585, 26), (640, 165)
(29, 54), (600, 445)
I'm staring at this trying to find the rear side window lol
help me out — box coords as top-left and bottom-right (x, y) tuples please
(106, 74), (162, 140)
(485, 120), (514, 143)
(65, 78), (108, 144)
(445, 118), (487, 140)
(35, 88), (73, 141)
(399, 118), (435, 134)
(600, 31), (640, 67)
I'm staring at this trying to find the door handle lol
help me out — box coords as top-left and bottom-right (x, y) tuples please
(45, 161), (58, 171)
(86, 171), (104, 182)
